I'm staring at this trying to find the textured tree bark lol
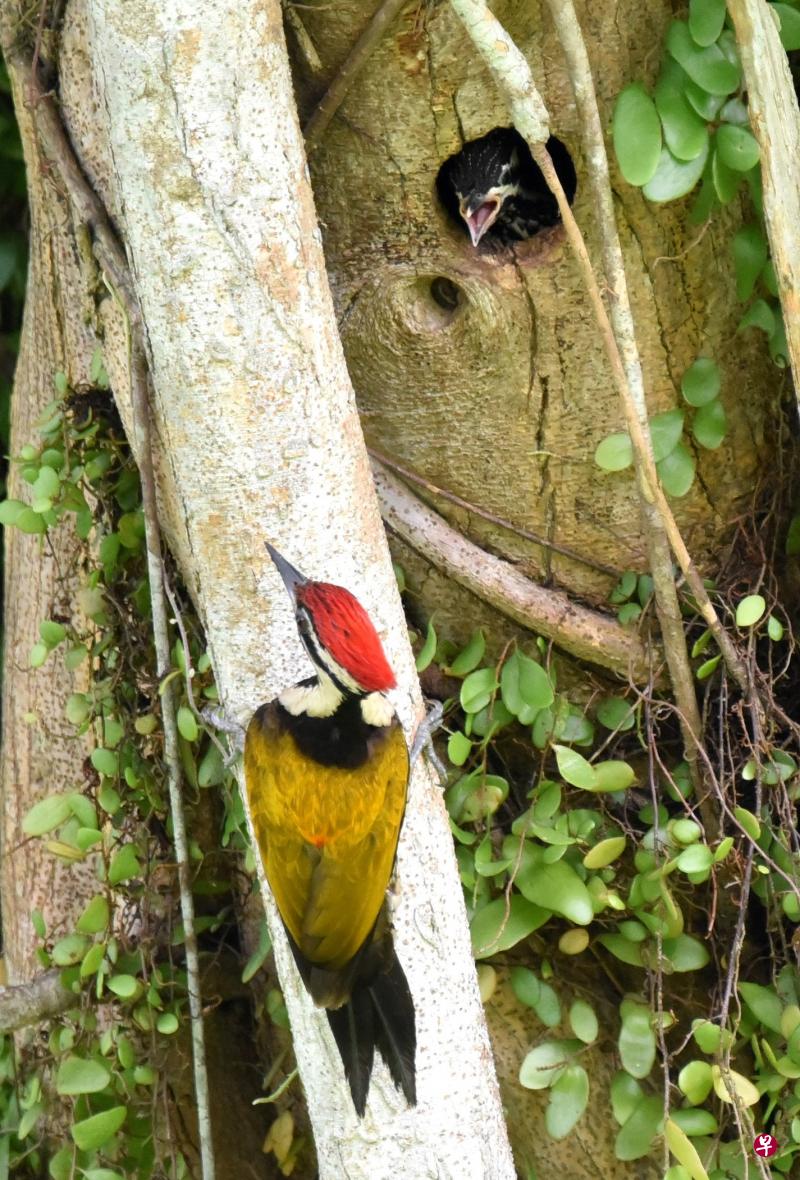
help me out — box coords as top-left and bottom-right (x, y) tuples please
(288, 0), (782, 633)
(54, 0), (516, 1174)
(0, 37), (99, 989)
(728, 0), (800, 401)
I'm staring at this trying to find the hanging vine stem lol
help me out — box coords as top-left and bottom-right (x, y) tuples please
(16, 54), (217, 1180)
(448, 0), (756, 753)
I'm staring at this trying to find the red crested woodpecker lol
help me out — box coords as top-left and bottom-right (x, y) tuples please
(244, 544), (416, 1116)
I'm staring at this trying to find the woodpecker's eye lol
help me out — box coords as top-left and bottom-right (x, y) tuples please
(436, 127), (577, 250)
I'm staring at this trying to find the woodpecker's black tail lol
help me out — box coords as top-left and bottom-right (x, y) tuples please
(326, 947), (416, 1117)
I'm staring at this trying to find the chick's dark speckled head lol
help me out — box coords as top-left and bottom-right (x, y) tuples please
(436, 128), (577, 248)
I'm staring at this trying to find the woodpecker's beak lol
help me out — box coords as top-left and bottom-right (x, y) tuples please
(461, 195), (502, 247)
(265, 542), (308, 601)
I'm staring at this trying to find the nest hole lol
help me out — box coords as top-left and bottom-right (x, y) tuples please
(436, 128), (577, 250)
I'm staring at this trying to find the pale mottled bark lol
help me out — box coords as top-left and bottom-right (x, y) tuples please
(728, 0), (800, 405)
(56, 0), (515, 1174)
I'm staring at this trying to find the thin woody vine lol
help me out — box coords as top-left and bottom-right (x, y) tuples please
(3, 5), (800, 1180)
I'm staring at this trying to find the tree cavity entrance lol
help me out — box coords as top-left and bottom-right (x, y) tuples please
(436, 128), (577, 250)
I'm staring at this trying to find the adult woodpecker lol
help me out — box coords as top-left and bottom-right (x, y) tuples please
(244, 544), (416, 1116)
(436, 127), (576, 248)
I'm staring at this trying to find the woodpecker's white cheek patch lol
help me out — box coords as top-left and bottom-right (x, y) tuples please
(280, 674), (343, 718)
(361, 692), (394, 727)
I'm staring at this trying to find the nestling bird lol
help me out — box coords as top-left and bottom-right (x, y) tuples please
(244, 544), (415, 1116)
(436, 127), (577, 248)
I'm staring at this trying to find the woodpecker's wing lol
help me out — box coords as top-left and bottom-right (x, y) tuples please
(244, 702), (409, 994)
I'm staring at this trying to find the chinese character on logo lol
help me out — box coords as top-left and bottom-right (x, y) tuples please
(753, 1133), (778, 1158)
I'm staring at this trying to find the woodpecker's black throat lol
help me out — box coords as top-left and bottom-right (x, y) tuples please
(436, 128), (577, 248)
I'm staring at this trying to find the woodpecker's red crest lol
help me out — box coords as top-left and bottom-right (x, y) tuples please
(266, 542), (395, 695)
(296, 582), (396, 693)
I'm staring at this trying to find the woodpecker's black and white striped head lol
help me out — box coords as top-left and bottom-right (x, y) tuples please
(267, 543), (396, 725)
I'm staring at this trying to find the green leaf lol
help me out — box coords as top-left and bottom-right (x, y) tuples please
(735, 594), (766, 627)
(71, 1106), (127, 1152)
(695, 653), (721, 680)
(657, 442), (696, 498)
(65, 693), (90, 726)
(596, 697), (635, 731)
(615, 1096), (663, 1161)
(22, 794), (71, 836)
(711, 145), (739, 204)
(665, 1117), (710, 1180)
(470, 895), (548, 958)
(76, 894), (110, 935)
(80, 943), (105, 979)
(678, 1060), (714, 1105)
(739, 981), (783, 1033)
(768, 614), (784, 642)
(583, 836), (626, 869)
(643, 140), (709, 202)
(517, 859), (594, 925)
(242, 919), (272, 984)
(510, 965), (541, 1009)
(518, 1040), (576, 1090)
(156, 1012), (179, 1034)
(38, 619), (66, 648)
(447, 630), (485, 676)
(716, 123), (760, 172)
(52, 933), (89, 966)
(91, 747), (118, 777)
(681, 357), (720, 406)
(666, 21), (741, 95)
(655, 62), (709, 162)
(55, 1056), (111, 1095)
(738, 299), (775, 336)
(459, 668), (498, 715)
(731, 223), (769, 304)
(553, 744), (595, 789)
(15, 508), (47, 535)
(569, 1000), (599, 1044)
(546, 1064), (589, 1139)
(176, 705), (198, 742)
(590, 760), (636, 793)
(676, 844), (713, 874)
(611, 1071), (644, 1125)
(108, 844), (142, 885)
(0, 498), (27, 526)
(414, 620), (436, 673)
(662, 934), (710, 972)
(650, 409), (684, 461)
(598, 933), (644, 967)
(619, 1003), (656, 1078)
(32, 465), (60, 502)
(447, 731), (472, 766)
(613, 84), (662, 186)
(500, 650), (554, 721)
(595, 432), (633, 472)
(692, 398), (726, 450)
(108, 974), (140, 999)
(29, 642), (49, 668)
(688, 0), (727, 46)
(774, 3), (800, 50)
(684, 81), (724, 121)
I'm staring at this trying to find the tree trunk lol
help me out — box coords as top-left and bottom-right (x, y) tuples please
(52, 0), (515, 1173)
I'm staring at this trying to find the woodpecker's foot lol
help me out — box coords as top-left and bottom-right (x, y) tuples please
(200, 705), (245, 763)
(410, 700), (447, 785)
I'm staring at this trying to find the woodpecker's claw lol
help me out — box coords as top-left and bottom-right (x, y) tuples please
(200, 705), (245, 764)
(410, 700), (446, 785)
